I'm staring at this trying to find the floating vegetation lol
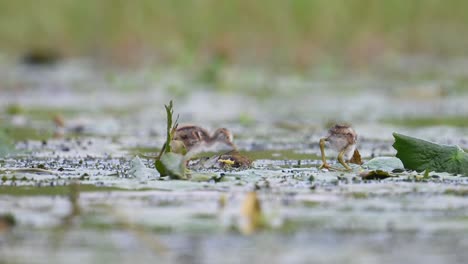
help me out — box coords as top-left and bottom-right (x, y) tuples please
(154, 100), (187, 180)
(393, 133), (468, 175)
(362, 157), (404, 171)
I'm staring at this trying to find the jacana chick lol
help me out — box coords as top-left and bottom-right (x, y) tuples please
(172, 125), (236, 156)
(319, 124), (357, 170)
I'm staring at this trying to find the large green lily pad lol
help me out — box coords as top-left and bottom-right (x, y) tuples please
(393, 133), (468, 175)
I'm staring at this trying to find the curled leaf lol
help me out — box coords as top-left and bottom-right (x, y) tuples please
(393, 133), (468, 175)
(349, 149), (363, 165)
(156, 152), (187, 180)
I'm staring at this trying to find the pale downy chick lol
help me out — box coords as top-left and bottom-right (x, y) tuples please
(319, 124), (357, 170)
(172, 125), (236, 157)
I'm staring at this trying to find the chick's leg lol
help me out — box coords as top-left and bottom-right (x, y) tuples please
(337, 148), (352, 171)
(319, 138), (332, 169)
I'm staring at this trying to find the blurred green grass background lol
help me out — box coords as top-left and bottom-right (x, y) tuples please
(0, 0), (467, 66)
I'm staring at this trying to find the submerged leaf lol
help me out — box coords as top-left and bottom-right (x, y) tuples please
(393, 133), (468, 175)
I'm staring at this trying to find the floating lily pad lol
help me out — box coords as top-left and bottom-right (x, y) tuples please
(362, 157), (404, 171)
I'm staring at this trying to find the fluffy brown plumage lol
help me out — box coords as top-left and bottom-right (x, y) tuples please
(319, 124), (358, 170)
(173, 125), (235, 154)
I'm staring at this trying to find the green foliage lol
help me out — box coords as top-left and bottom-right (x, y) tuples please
(393, 133), (468, 175)
(1, 1), (468, 63)
(157, 100), (177, 155)
(5, 104), (24, 115)
(155, 100), (188, 179)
